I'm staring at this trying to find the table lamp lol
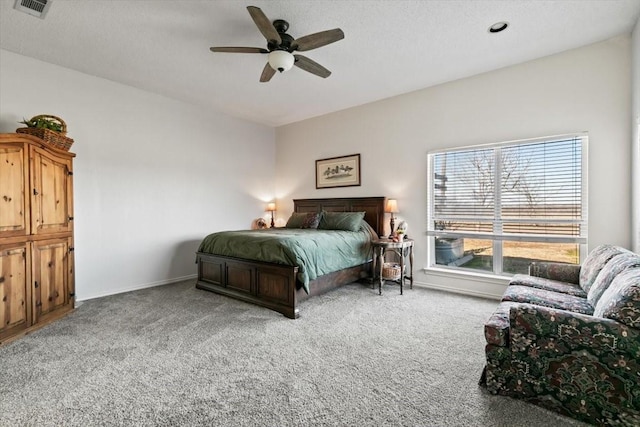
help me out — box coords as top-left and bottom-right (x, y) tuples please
(267, 202), (276, 228)
(385, 199), (398, 238)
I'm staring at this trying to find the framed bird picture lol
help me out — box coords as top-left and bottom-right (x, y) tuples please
(316, 154), (361, 189)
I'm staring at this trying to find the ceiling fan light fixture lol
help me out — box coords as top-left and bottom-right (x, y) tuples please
(210, 6), (343, 82)
(268, 50), (294, 73)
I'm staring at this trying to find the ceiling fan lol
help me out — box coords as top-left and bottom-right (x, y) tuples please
(210, 6), (344, 82)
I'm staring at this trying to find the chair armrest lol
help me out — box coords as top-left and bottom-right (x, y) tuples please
(528, 262), (580, 284)
(509, 304), (640, 356)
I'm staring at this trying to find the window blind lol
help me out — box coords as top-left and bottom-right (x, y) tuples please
(429, 134), (587, 244)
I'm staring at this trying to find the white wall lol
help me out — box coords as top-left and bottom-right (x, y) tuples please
(276, 36), (632, 298)
(632, 17), (640, 253)
(0, 49), (276, 301)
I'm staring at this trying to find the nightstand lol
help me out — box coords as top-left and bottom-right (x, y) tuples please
(371, 238), (414, 295)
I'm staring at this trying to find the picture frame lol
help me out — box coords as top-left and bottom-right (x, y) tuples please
(316, 154), (361, 189)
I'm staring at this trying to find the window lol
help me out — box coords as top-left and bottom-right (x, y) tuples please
(427, 133), (587, 275)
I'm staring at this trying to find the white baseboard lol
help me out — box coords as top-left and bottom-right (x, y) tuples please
(411, 280), (502, 301)
(75, 273), (502, 307)
(76, 274), (198, 304)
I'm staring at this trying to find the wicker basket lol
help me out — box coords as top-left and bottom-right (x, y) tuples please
(382, 263), (402, 280)
(16, 115), (74, 151)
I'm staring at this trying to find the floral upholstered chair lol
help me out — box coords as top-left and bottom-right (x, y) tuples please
(481, 245), (640, 426)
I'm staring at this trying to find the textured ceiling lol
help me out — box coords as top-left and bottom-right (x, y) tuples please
(1, 0), (639, 127)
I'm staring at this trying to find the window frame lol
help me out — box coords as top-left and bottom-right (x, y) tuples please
(427, 133), (589, 276)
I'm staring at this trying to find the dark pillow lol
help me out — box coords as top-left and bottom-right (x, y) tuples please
(285, 212), (307, 228)
(319, 211), (365, 232)
(285, 212), (323, 229)
(301, 212), (322, 229)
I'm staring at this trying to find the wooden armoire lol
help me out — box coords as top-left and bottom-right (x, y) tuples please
(0, 133), (75, 345)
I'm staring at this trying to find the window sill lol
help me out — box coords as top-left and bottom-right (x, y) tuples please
(417, 266), (508, 300)
(422, 266), (511, 285)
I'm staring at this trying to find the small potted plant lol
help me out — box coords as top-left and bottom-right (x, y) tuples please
(16, 114), (74, 151)
(19, 116), (65, 132)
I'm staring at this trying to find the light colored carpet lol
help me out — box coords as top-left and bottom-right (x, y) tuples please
(0, 280), (588, 426)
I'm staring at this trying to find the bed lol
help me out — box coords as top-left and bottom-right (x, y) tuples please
(195, 197), (386, 318)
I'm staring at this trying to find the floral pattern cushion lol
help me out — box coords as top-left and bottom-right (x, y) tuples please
(587, 252), (640, 306)
(484, 303), (640, 425)
(579, 244), (627, 293)
(484, 302), (520, 347)
(529, 262), (580, 284)
(509, 274), (586, 297)
(509, 304), (640, 425)
(502, 285), (594, 315)
(593, 267), (640, 328)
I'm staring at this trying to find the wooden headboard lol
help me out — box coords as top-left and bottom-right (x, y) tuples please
(293, 197), (386, 237)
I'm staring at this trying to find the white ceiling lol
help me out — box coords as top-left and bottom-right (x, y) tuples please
(1, 0), (639, 127)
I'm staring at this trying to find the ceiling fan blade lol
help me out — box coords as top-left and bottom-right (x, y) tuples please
(247, 6), (281, 45)
(293, 54), (331, 78)
(293, 28), (344, 52)
(210, 47), (269, 54)
(260, 62), (276, 82)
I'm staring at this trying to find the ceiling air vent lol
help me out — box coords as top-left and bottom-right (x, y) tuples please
(14, 0), (51, 19)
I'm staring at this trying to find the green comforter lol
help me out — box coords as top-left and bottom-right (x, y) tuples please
(197, 225), (376, 294)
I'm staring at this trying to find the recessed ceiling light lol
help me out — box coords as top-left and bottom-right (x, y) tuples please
(488, 21), (509, 33)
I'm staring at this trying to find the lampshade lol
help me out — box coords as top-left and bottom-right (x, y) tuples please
(267, 202), (276, 211)
(385, 199), (399, 213)
(268, 50), (295, 73)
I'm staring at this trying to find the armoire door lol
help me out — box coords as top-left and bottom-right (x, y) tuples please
(0, 242), (30, 342)
(30, 146), (73, 235)
(0, 143), (29, 238)
(32, 237), (71, 322)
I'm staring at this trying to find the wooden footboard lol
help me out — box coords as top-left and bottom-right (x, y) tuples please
(196, 252), (370, 319)
(196, 253), (299, 318)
